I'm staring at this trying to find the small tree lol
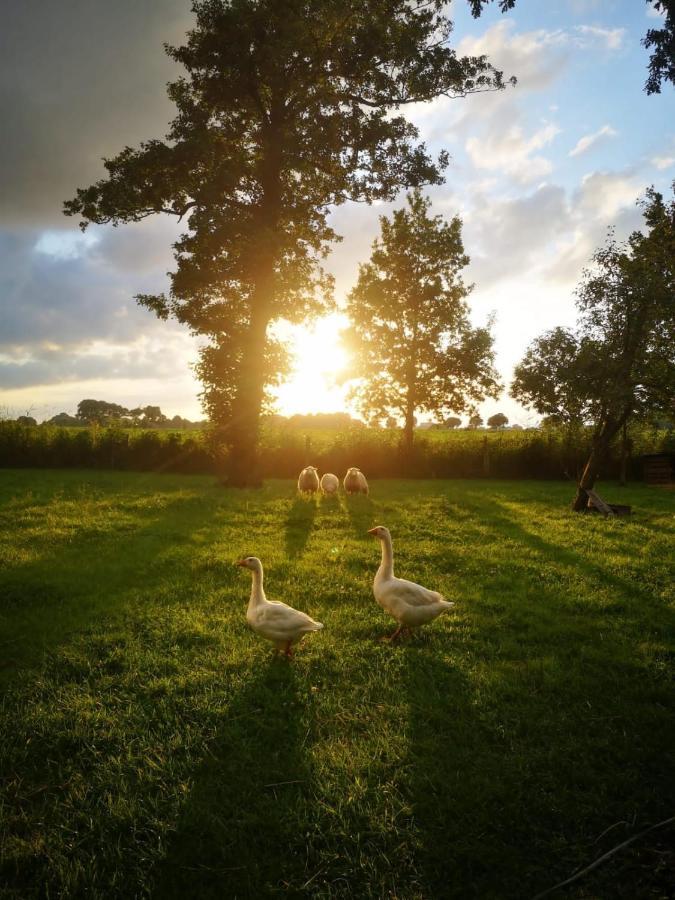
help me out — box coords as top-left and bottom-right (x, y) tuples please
(487, 413), (508, 429)
(17, 416), (37, 426)
(468, 414), (483, 429)
(512, 185), (675, 510)
(444, 416), (462, 429)
(344, 191), (499, 454)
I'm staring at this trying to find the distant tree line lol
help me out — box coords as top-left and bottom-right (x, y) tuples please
(1, 418), (672, 481)
(7, 400), (206, 430)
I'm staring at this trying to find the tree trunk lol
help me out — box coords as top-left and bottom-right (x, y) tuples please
(571, 415), (626, 511)
(403, 407), (415, 457)
(619, 421), (629, 487)
(224, 307), (270, 487)
(571, 446), (602, 511)
(222, 113), (282, 487)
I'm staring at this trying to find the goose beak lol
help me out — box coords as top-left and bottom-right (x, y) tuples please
(235, 559), (247, 567)
(367, 528), (379, 536)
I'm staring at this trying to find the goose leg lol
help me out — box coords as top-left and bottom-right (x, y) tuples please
(380, 625), (403, 643)
(284, 641), (294, 658)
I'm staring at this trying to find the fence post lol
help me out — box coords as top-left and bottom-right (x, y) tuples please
(482, 435), (490, 477)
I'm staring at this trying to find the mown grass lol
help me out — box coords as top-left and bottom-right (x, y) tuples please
(0, 470), (673, 899)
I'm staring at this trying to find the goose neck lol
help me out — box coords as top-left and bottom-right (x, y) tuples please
(248, 567), (265, 607)
(378, 534), (394, 579)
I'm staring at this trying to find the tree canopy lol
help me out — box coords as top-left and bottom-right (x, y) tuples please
(344, 190), (499, 452)
(487, 413), (508, 428)
(64, 0), (515, 485)
(643, 0), (675, 94)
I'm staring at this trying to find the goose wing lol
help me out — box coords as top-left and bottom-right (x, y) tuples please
(258, 601), (323, 634)
(386, 577), (446, 608)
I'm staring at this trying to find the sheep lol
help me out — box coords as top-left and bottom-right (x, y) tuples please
(297, 466), (320, 493)
(343, 467), (369, 495)
(320, 473), (339, 494)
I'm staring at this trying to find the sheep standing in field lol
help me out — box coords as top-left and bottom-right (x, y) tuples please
(343, 467), (369, 495)
(297, 466), (320, 493)
(320, 473), (339, 495)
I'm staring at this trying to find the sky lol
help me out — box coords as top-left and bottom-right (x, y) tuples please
(0, 0), (673, 426)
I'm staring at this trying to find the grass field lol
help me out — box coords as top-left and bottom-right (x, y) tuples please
(1, 470), (673, 899)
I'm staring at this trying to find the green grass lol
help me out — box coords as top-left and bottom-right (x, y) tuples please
(0, 470), (673, 899)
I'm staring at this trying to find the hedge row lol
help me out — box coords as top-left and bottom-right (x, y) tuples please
(1, 421), (672, 481)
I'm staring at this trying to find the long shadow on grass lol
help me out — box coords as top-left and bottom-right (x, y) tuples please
(284, 493), (318, 558)
(0, 485), (244, 686)
(482, 497), (675, 621)
(401, 639), (519, 898)
(344, 493), (375, 538)
(402, 611), (675, 898)
(151, 658), (313, 898)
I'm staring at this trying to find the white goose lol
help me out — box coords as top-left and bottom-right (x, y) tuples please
(236, 557), (324, 656)
(367, 526), (454, 641)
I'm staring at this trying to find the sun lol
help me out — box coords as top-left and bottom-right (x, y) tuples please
(273, 314), (351, 416)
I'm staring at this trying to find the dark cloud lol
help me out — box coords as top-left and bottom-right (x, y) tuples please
(0, 221), (179, 354)
(464, 184), (571, 287)
(0, 1), (192, 226)
(0, 337), (193, 390)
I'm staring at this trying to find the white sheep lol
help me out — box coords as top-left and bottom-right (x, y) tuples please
(320, 473), (339, 494)
(343, 467), (369, 495)
(297, 466), (320, 493)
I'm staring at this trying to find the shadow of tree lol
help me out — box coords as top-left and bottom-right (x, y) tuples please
(402, 596), (675, 897)
(483, 497), (675, 619)
(284, 493), (318, 558)
(151, 658), (313, 898)
(0, 488), (227, 687)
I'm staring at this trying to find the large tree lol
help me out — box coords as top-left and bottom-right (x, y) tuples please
(512, 185), (675, 510)
(344, 191), (499, 453)
(64, 0), (514, 486)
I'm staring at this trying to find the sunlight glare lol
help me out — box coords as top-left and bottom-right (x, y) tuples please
(273, 314), (352, 416)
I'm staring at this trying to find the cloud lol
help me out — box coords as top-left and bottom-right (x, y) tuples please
(457, 22), (570, 93)
(574, 25), (626, 50)
(651, 155), (675, 170)
(0, 225), (180, 354)
(575, 170), (645, 220)
(543, 171), (647, 285)
(465, 184), (571, 287)
(0, 333), (196, 390)
(0, 1), (192, 226)
(466, 119), (561, 183)
(569, 124), (618, 157)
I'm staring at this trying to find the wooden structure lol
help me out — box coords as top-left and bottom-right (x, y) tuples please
(586, 488), (632, 517)
(641, 453), (674, 486)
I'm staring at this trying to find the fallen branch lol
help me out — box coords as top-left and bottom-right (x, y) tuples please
(532, 815), (675, 900)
